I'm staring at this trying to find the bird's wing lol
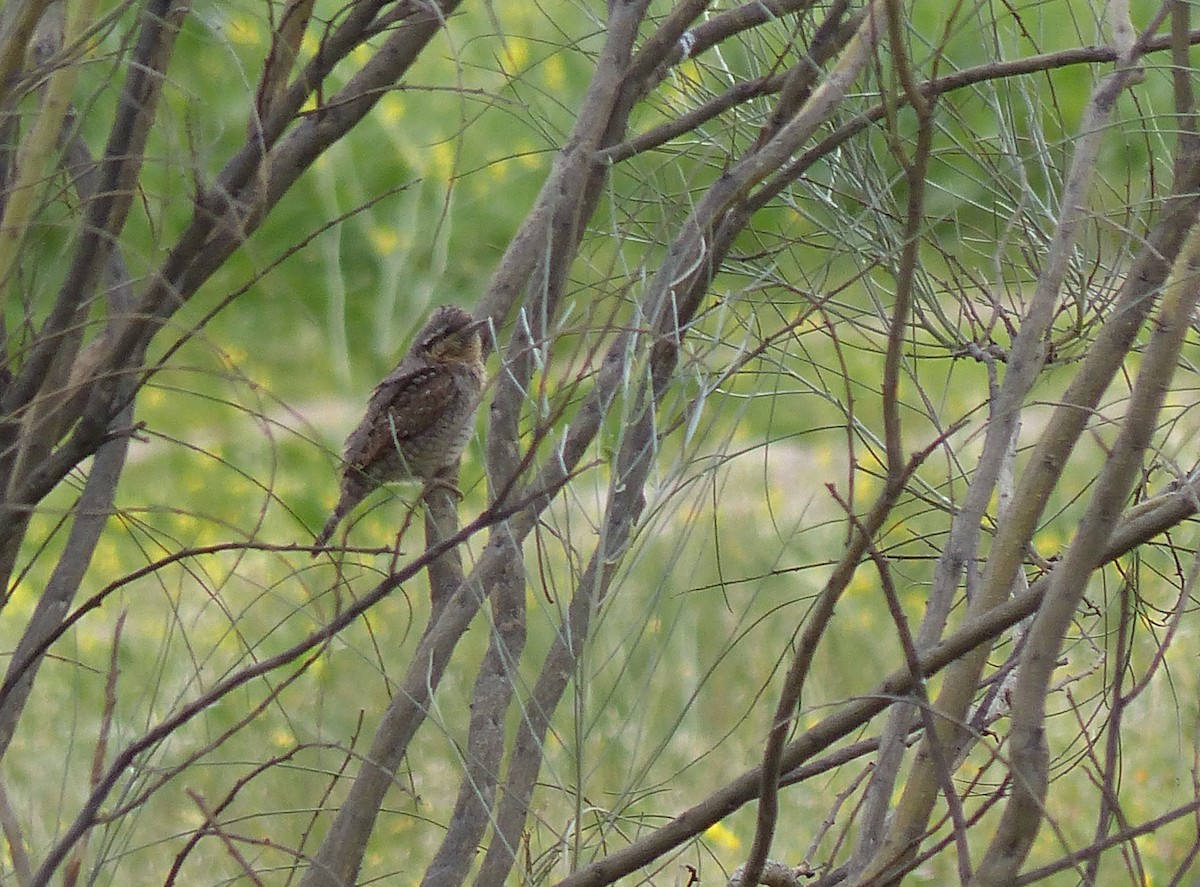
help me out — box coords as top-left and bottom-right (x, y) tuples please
(343, 366), (461, 469)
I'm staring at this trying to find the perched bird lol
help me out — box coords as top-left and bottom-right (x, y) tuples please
(314, 305), (486, 551)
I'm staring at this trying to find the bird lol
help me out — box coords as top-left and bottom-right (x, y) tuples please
(313, 305), (486, 552)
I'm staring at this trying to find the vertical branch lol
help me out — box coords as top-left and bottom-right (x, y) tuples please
(0, 0), (186, 594)
(859, 37), (1158, 883)
(23, 1), (462, 529)
(253, 0), (315, 124)
(0, 339), (135, 762)
(1171, 0), (1197, 139)
(879, 0), (930, 476)
(297, 6), (653, 886)
(474, 6), (882, 878)
(1083, 566), (1135, 884)
(972, 171), (1200, 887)
(0, 0), (52, 111)
(745, 4), (926, 881)
(0, 3), (70, 296)
(0, 781), (31, 885)
(847, 0), (950, 867)
(2, 0), (185, 421)
(419, 526), (525, 887)
(0, 20), (140, 763)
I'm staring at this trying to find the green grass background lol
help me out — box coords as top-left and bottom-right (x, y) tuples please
(6, 1), (1200, 884)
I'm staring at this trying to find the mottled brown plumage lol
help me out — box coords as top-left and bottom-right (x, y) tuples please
(314, 305), (485, 551)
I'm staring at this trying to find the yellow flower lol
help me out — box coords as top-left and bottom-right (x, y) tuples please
(544, 53), (565, 90)
(380, 93), (405, 125)
(223, 346), (248, 369)
(518, 145), (543, 170)
(430, 141), (456, 181)
(226, 14), (262, 47)
(705, 821), (741, 851)
(368, 226), (400, 256)
(678, 59), (702, 87)
(504, 38), (529, 71)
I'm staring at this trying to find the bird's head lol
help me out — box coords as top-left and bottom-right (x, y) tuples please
(418, 305), (486, 365)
